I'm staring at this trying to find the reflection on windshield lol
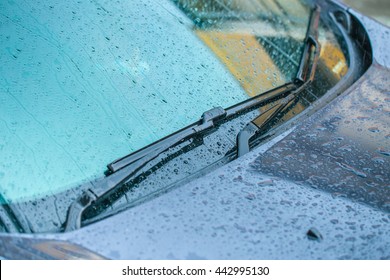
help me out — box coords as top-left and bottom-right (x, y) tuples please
(174, 0), (348, 136)
(175, 0), (310, 96)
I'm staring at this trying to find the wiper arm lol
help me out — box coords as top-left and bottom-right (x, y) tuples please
(64, 82), (296, 231)
(296, 4), (321, 85)
(237, 5), (321, 157)
(64, 107), (226, 231)
(64, 6), (321, 232)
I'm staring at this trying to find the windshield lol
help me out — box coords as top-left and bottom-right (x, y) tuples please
(0, 0), (313, 203)
(0, 0), (350, 233)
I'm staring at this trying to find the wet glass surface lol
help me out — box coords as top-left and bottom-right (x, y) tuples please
(0, 0), (352, 233)
(0, 0), (250, 202)
(0, 0), (316, 203)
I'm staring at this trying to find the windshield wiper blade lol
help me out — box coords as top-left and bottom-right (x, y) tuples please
(296, 5), (321, 85)
(237, 5), (321, 157)
(64, 6), (321, 232)
(64, 107), (227, 231)
(108, 107), (227, 173)
(0, 194), (32, 233)
(64, 82), (296, 231)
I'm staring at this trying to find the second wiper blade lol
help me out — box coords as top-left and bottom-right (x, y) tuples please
(296, 4), (321, 85)
(237, 5), (321, 157)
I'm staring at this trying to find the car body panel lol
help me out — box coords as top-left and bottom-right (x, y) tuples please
(1, 64), (389, 260)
